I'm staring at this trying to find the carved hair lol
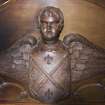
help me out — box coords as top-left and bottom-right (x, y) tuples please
(38, 6), (64, 28)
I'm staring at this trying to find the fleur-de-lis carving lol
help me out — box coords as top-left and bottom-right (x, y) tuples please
(45, 88), (53, 99)
(44, 55), (53, 64)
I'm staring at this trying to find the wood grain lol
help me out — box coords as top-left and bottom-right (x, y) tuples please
(0, 0), (105, 50)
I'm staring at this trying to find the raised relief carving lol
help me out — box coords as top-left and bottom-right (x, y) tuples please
(0, 6), (105, 104)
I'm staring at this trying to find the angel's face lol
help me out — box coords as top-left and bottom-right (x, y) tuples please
(40, 16), (60, 43)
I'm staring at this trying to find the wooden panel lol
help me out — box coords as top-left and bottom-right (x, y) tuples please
(0, 0), (105, 50)
(0, 0), (105, 105)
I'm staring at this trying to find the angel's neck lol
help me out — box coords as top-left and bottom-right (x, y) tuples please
(40, 40), (62, 51)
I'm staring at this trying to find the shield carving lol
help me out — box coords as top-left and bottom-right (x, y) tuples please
(28, 48), (71, 103)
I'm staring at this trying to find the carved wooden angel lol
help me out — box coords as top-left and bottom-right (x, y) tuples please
(0, 6), (105, 104)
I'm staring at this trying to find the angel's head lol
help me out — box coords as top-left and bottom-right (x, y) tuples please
(38, 6), (64, 44)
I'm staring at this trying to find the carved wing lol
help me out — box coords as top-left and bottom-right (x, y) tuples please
(0, 35), (38, 86)
(63, 33), (105, 82)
